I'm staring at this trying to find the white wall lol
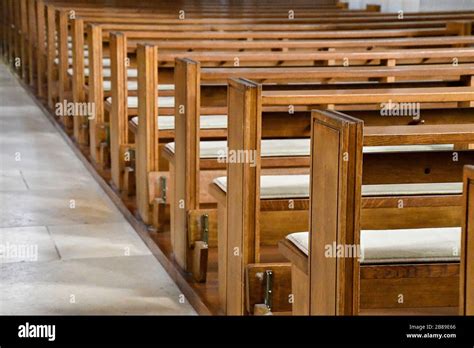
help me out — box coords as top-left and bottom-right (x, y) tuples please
(343, 0), (474, 12)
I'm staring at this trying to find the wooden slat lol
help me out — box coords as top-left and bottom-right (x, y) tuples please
(309, 109), (363, 315)
(136, 44), (159, 225)
(87, 24), (104, 163)
(110, 32), (128, 190)
(225, 79), (261, 315)
(71, 18), (86, 143)
(173, 58), (200, 270)
(262, 86), (474, 105)
(461, 165), (474, 315)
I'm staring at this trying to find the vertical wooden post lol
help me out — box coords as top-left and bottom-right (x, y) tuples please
(5, 0), (10, 63)
(6, 0), (13, 64)
(58, 10), (69, 110)
(110, 32), (129, 190)
(71, 18), (85, 142)
(36, 0), (46, 98)
(1, 0), (8, 60)
(87, 24), (104, 164)
(20, 0), (28, 82)
(460, 75), (474, 108)
(173, 58), (200, 270)
(225, 78), (261, 315)
(14, 0), (21, 70)
(136, 44), (159, 225)
(46, 4), (56, 109)
(57, 10), (69, 124)
(27, 0), (37, 88)
(309, 109), (363, 315)
(381, 58), (396, 83)
(13, 0), (20, 67)
(460, 165), (474, 315)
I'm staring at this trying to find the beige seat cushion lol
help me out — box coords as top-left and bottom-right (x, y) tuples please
(363, 144), (454, 153)
(67, 49), (89, 58)
(57, 57), (111, 67)
(105, 96), (175, 108)
(164, 141), (454, 160)
(286, 227), (461, 264)
(165, 139), (311, 159)
(362, 182), (463, 196)
(214, 175), (310, 199)
(213, 175), (462, 199)
(68, 68), (137, 78)
(102, 81), (174, 92)
(131, 115), (227, 130)
(55, 42), (86, 50)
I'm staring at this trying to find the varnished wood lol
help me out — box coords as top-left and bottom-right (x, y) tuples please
(460, 165), (474, 315)
(136, 44), (159, 225)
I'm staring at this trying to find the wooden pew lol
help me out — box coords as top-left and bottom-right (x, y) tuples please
(64, 25), (474, 162)
(45, 4), (390, 110)
(161, 59), (474, 280)
(28, 0), (371, 95)
(124, 35), (474, 219)
(3, 0), (474, 317)
(43, 3), (472, 121)
(24, 2), (472, 223)
(14, 0), (467, 126)
(15, 0), (474, 92)
(460, 165), (474, 315)
(278, 109), (474, 315)
(214, 80), (474, 314)
(82, 25), (471, 170)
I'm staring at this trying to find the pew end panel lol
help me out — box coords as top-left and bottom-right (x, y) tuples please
(136, 43), (159, 226)
(173, 57), (201, 272)
(224, 78), (262, 315)
(309, 109), (364, 315)
(461, 165), (474, 315)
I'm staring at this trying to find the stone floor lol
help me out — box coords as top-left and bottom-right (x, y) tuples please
(0, 61), (196, 315)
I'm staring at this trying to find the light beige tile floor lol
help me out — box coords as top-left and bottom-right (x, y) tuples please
(0, 61), (196, 315)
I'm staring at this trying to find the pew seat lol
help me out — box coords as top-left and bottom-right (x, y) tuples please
(105, 96), (175, 108)
(165, 140), (455, 160)
(286, 227), (460, 264)
(130, 115), (228, 130)
(213, 175), (463, 199)
(67, 67), (136, 78)
(67, 49), (89, 58)
(165, 139), (310, 158)
(55, 57), (111, 67)
(102, 81), (175, 92)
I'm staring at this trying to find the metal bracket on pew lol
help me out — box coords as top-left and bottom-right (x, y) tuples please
(79, 120), (90, 145)
(253, 270), (273, 315)
(201, 214), (209, 245)
(191, 214), (209, 283)
(150, 173), (170, 231)
(155, 176), (167, 205)
(246, 263), (292, 315)
(96, 123), (109, 167)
